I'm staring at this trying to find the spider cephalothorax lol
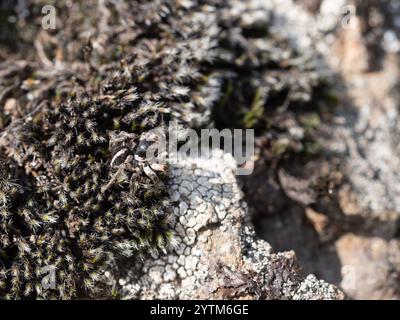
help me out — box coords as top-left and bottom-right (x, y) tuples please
(104, 130), (168, 194)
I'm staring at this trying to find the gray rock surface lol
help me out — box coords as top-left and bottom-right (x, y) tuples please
(254, 0), (400, 299)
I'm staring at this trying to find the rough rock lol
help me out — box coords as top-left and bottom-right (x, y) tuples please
(322, 4), (400, 298)
(336, 234), (400, 299)
(249, 0), (400, 300)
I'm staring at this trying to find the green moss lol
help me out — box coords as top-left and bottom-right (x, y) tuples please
(243, 88), (265, 128)
(271, 138), (291, 156)
(299, 113), (321, 132)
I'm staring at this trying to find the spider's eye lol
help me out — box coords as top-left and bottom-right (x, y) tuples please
(136, 140), (152, 158)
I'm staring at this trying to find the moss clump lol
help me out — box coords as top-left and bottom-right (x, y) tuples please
(0, 68), (176, 299)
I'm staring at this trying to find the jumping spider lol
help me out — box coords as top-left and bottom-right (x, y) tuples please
(101, 130), (167, 194)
